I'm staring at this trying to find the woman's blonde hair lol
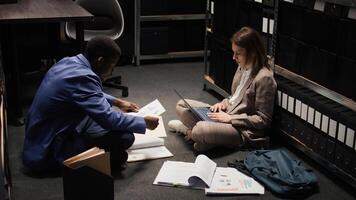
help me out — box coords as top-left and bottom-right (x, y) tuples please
(231, 27), (269, 72)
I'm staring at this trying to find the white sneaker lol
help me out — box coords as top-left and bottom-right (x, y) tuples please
(168, 120), (188, 135)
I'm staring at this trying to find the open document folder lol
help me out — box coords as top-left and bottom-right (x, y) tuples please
(127, 134), (173, 162)
(153, 155), (264, 195)
(130, 99), (167, 137)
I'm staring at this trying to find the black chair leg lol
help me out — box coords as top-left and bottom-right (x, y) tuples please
(105, 76), (121, 85)
(103, 76), (128, 97)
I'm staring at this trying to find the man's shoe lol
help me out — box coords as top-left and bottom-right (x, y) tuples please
(168, 120), (188, 135)
(193, 142), (214, 152)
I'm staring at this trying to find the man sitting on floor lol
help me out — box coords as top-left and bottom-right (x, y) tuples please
(23, 36), (158, 172)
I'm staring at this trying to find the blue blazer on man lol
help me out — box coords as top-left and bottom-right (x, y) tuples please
(23, 54), (146, 170)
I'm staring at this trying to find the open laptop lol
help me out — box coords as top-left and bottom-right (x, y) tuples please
(174, 89), (213, 122)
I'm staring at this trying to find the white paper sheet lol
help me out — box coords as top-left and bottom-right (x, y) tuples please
(328, 119), (337, 138)
(321, 115), (329, 134)
(206, 167), (264, 195)
(282, 93), (288, 110)
(346, 128), (355, 148)
(301, 103), (308, 121)
(136, 99), (165, 117)
(314, 111), (321, 129)
(127, 146), (173, 162)
(307, 107), (314, 125)
(129, 133), (164, 150)
(337, 123), (346, 142)
(295, 99), (301, 117)
(287, 96), (294, 113)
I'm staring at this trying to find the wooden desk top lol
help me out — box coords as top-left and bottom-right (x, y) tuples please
(0, 0), (93, 24)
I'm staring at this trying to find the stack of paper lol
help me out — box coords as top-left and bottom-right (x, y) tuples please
(127, 134), (173, 162)
(127, 99), (172, 162)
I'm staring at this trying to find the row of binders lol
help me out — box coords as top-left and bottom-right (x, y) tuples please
(276, 76), (356, 149)
(276, 1), (356, 101)
(210, 0), (274, 41)
(279, 1), (356, 60)
(275, 76), (356, 178)
(276, 34), (356, 100)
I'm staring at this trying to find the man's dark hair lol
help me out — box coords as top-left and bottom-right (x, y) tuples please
(84, 36), (121, 61)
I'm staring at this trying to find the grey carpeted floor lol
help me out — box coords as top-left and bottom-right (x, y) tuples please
(8, 61), (356, 200)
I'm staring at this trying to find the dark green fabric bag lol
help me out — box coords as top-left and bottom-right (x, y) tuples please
(230, 150), (318, 197)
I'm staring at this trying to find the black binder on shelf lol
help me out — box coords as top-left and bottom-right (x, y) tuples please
(294, 0), (315, 9)
(298, 44), (337, 89)
(276, 34), (301, 74)
(62, 165), (114, 200)
(335, 56), (356, 100)
(301, 9), (322, 47)
(235, 1), (250, 32)
(211, 0), (225, 37)
(317, 14), (338, 53)
(263, 0), (274, 7)
(338, 19), (356, 60)
(248, 3), (263, 33)
(275, 78), (296, 135)
(278, 2), (304, 40)
(324, 2), (349, 18)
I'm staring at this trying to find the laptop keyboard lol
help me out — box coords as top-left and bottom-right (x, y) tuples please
(194, 107), (213, 122)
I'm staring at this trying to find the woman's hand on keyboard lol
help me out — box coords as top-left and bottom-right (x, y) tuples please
(207, 112), (231, 123)
(210, 103), (226, 112)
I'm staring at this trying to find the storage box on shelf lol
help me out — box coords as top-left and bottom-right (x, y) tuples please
(134, 0), (207, 65)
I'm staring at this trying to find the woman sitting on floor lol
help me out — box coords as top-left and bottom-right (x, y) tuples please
(168, 26), (277, 152)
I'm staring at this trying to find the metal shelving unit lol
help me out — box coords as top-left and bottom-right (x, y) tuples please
(272, 0), (356, 112)
(203, 0), (356, 190)
(273, 0), (356, 190)
(134, 0), (206, 66)
(275, 65), (356, 112)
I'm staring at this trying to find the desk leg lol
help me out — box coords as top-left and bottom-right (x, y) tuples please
(75, 22), (85, 52)
(1, 25), (24, 126)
